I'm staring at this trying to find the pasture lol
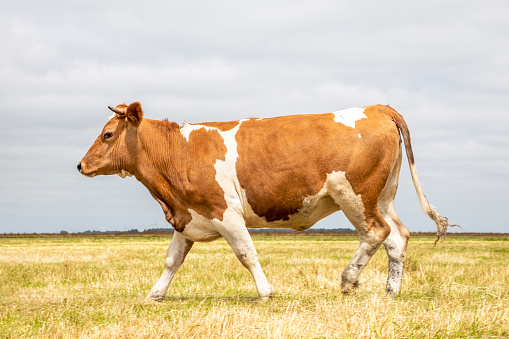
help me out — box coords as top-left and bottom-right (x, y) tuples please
(0, 233), (507, 338)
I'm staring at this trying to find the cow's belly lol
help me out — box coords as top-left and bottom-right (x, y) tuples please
(244, 195), (340, 231)
(180, 195), (340, 242)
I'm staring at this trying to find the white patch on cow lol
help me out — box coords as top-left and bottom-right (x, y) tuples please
(326, 172), (380, 246)
(180, 123), (218, 142)
(179, 119), (246, 213)
(117, 169), (134, 179)
(179, 120), (246, 235)
(358, 133), (362, 139)
(213, 123), (245, 212)
(179, 119), (250, 220)
(181, 209), (222, 242)
(381, 201), (405, 250)
(180, 120), (273, 298)
(179, 117), (247, 242)
(332, 107), (367, 128)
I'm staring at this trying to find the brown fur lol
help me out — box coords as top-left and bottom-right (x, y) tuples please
(80, 103), (452, 239)
(79, 112), (228, 232)
(79, 102), (454, 299)
(135, 121), (228, 231)
(126, 102), (144, 127)
(235, 106), (401, 238)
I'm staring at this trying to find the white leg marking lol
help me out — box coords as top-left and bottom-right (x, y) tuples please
(326, 171), (384, 292)
(341, 237), (382, 291)
(146, 232), (194, 301)
(379, 150), (408, 294)
(207, 121), (273, 299)
(383, 220), (405, 293)
(214, 216), (273, 299)
(380, 201), (408, 295)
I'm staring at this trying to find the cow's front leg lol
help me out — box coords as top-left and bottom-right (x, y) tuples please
(216, 219), (274, 300)
(146, 231), (194, 301)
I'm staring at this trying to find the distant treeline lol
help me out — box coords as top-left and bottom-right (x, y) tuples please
(248, 228), (354, 234)
(2, 230), (509, 238)
(59, 227), (355, 235)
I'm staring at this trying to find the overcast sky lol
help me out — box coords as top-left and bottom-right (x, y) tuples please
(1, 1), (508, 234)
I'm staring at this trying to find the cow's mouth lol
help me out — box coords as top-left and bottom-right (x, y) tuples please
(77, 162), (96, 177)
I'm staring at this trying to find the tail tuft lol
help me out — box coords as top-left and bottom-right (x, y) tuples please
(427, 209), (461, 245)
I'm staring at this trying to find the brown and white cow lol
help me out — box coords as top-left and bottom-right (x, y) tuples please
(78, 102), (455, 300)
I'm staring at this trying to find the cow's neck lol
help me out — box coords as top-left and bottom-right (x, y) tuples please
(133, 119), (193, 230)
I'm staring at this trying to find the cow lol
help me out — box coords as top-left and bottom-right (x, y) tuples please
(78, 102), (455, 301)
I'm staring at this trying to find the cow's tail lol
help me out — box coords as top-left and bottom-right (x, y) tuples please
(383, 106), (459, 244)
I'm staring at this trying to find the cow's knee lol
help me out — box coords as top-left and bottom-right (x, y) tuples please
(164, 255), (179, 270)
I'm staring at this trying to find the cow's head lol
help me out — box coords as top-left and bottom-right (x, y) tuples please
(77, 102), (144, 178)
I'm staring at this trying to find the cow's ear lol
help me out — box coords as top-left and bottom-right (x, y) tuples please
(126, 102), (144, 127)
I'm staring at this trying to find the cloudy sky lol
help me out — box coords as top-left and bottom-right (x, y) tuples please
(1, 1), (508, 234)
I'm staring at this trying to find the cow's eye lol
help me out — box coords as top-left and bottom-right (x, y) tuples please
(103, 131), (114, 140)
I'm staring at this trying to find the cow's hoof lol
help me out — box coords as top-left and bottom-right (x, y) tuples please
(385, 288), (400, 297)
(259, 292), (275, 302)
(341, 288), (354, 295)
(341, 280), (359, 294)
(145, 294), (165, 302)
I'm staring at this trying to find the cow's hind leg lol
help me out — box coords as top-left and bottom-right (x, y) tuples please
(146, 231), (194, 301)
(377, 150), (410, 295)
(327, 175), (390, 293)
(340, 210), (391, 293)
(380, 203), (409, 295)
(215, 216), (273, 300)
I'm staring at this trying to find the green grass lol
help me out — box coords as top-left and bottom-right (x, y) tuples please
(0, 234), (507, 338)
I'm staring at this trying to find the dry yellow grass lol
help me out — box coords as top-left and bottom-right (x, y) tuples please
(0, 234), (507, 338)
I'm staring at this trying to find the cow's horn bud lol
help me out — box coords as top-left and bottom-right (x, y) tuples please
(108, 106), (127, 115)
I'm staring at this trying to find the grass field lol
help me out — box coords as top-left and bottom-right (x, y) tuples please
(0, 233), (507, 338)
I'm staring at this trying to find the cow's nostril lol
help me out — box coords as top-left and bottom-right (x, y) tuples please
(77, 162), (82, 172)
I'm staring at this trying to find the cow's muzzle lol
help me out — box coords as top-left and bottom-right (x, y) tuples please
(77, 161), (97, 177)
